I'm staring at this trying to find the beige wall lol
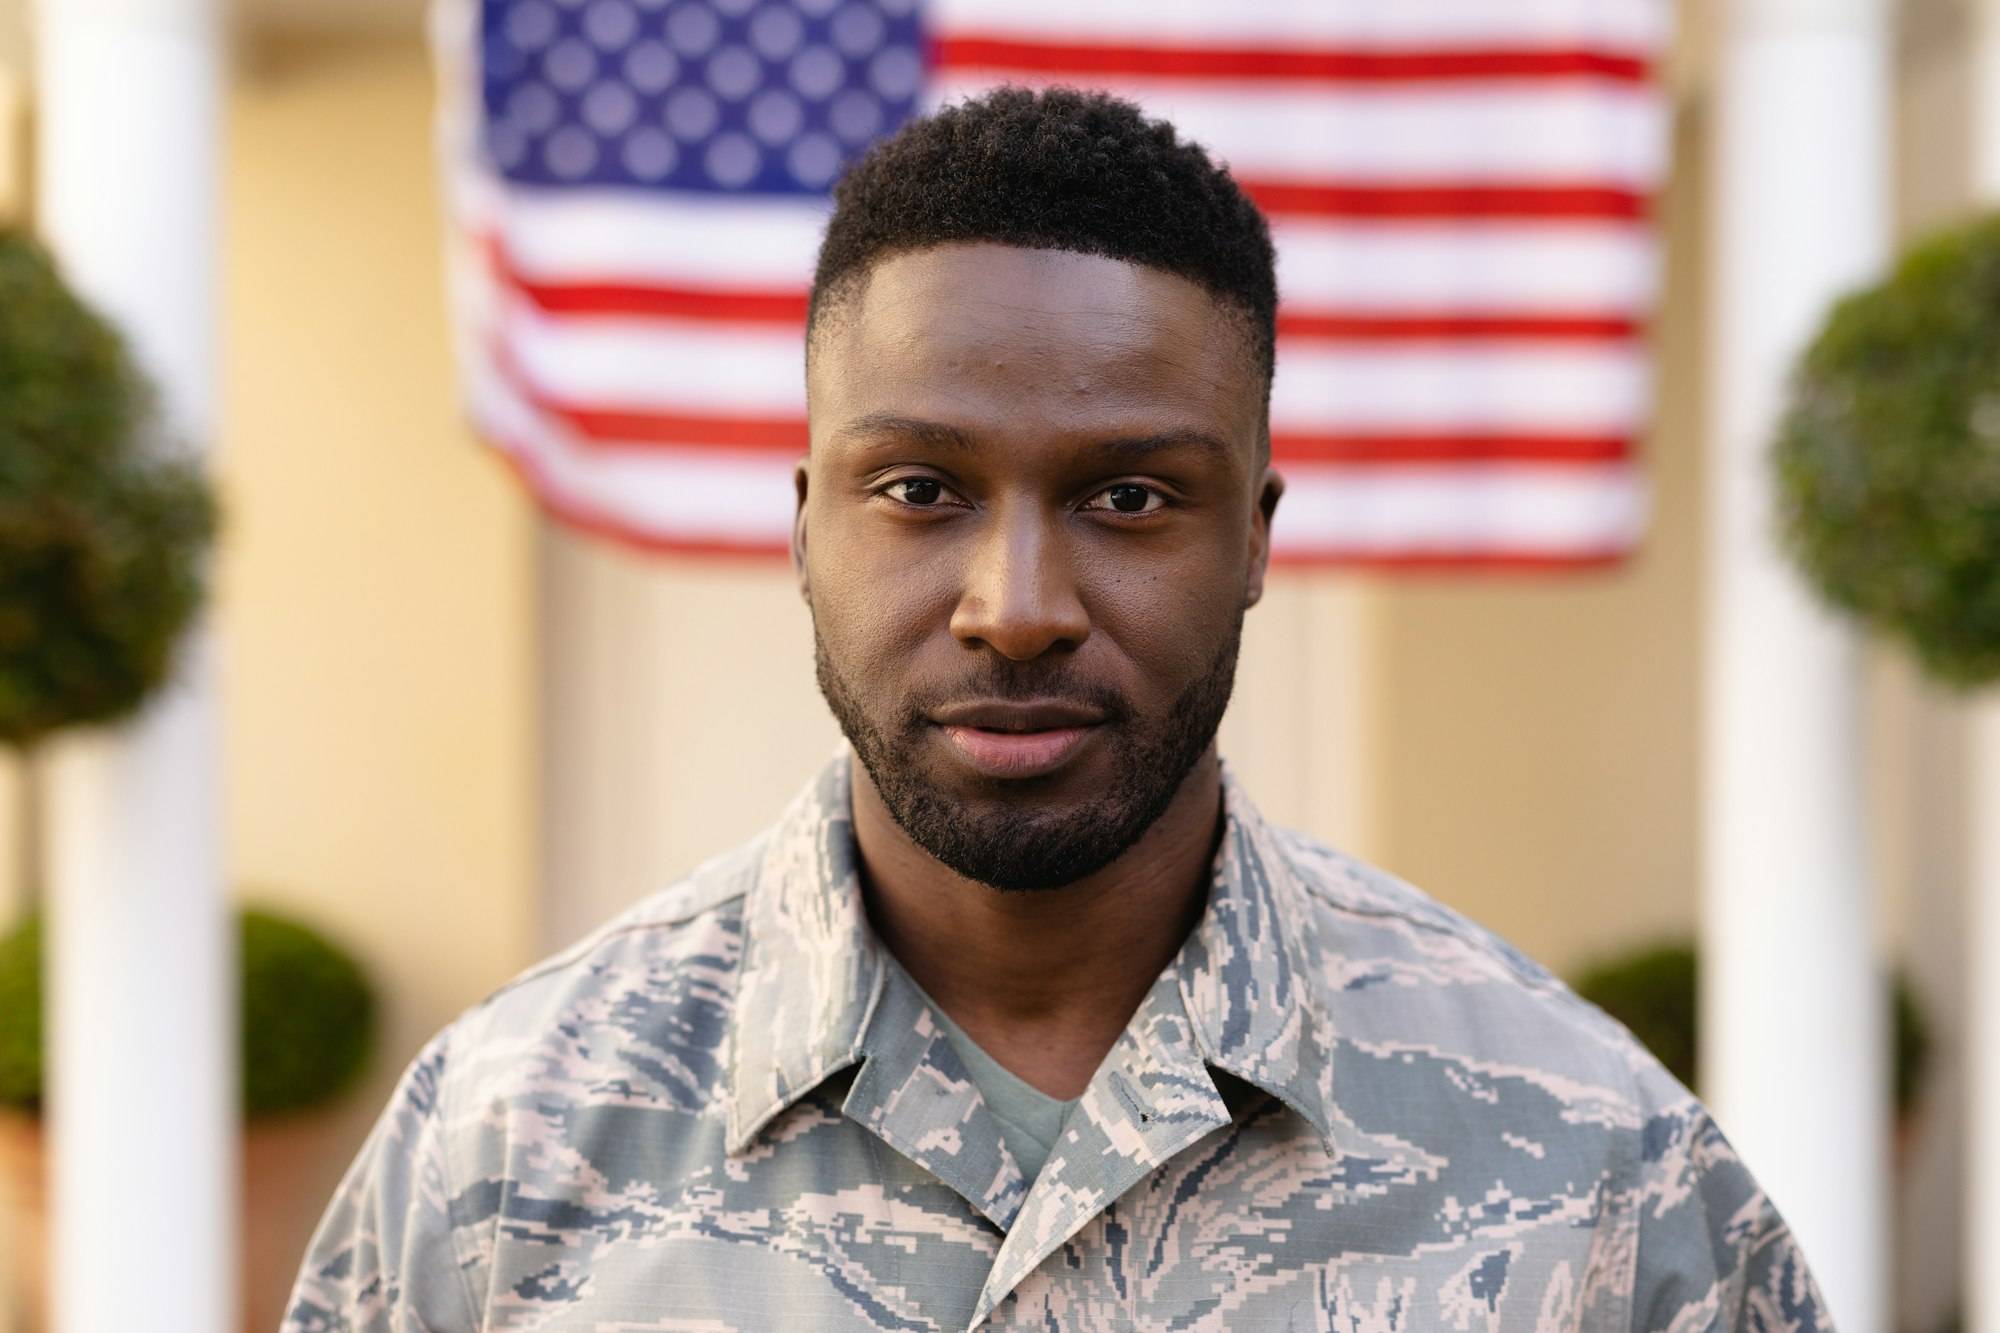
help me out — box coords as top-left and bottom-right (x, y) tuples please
(0, 3), (21, 88)
(220, 22), (538, 1162)
(1362, 98), (1709, 976)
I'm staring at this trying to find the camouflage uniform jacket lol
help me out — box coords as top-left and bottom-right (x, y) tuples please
(285, 754), (1828, 1332)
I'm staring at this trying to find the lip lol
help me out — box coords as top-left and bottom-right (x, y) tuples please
(937, 723), (1099, 779)
(928, 699), (1108, 731)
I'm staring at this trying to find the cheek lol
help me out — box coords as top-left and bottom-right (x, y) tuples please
(1083, 539), (1248, 680)
(807, 514), (955, 666)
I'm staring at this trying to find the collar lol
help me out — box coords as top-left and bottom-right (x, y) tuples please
(724, 750), (1336, 1155)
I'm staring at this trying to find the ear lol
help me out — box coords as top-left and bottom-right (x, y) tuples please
(1244, 464), (1284, 608)
(791, 457), (812, 603)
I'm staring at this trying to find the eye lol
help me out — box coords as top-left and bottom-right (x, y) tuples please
(1081, 483), (1165, 515)
(884, 477), (953, 506)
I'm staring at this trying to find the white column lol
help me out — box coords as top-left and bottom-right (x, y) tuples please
(1701, 1), (1890, 1330)
(32, 1), (233, 1331)
(1971, 700), (2000, 1330)
(1966, 7), (2000, 1318)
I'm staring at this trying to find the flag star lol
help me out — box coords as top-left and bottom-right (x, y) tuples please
(507, 81), (563, 135)
(624, 40), (679, 93)
(868, 45), (919, 100)
(665, 5), (721, 57)
(705, 133), (762, 187)
(706, 45), (763, 101)
(545, 125), (601, 178)
(831, 5), (884, 57)
(750, 7), (805, 60)
(543, 39), (599, 92)
(749, 89), (805, 145)
(788, 45), (843, 100)
(583, 0), (639, 50)
(787, 131), (841, 186)
(621, 126), (679, 179)
(665, 86), (721, 139)
(830, 89), (882, 143)
(583, 82), (640, 135)
(505, 2), (560, 52)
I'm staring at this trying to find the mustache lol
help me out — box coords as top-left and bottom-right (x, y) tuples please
(898, 666), (1133, 725)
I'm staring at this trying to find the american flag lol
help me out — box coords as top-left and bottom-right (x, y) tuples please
(433, 0), (1671, 569)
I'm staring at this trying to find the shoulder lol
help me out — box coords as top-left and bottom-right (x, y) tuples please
(1261, 819), (1826, 1327)
(1267, 821), (1691, 1125)
(284, 837), (770, 1329)
(426, 831), (767, 1118)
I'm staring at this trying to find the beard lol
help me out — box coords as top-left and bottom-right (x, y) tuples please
(813, 615), (1242, 892)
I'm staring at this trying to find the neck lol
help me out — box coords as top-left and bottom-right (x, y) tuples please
(851, 750), (1224, 1100)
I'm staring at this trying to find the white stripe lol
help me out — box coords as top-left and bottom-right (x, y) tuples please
(477, 368), (800, 542)
(1270, 341), (1650, 434)
(501, 297), (808, 413)
(928, 0), (1670, 53)
(926, 77), (1669, 186)
(500, 298), (1648, 436)
(1270, 461), (1648, 555)
(1272, 220), (1659, 313)
(472, 181), (831, 288)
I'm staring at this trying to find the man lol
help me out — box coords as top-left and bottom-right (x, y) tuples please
(286, 89), (1827, 1331)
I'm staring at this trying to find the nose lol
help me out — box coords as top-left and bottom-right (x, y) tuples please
(949, 505), (1090, 661)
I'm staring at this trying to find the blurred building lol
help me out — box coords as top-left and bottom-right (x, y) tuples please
(0, 0), (1981, 1329)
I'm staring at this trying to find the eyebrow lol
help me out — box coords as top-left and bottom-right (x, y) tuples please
(834, 412), (1233, 460)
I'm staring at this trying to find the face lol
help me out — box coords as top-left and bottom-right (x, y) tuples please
(799, 243), (1282, 891)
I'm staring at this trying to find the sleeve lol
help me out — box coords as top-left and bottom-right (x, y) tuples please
(280, 1030), (486, 1333)
(1628, 1099), (1832, 1333)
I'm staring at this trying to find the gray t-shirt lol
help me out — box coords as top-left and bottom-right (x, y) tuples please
(887, 960), (1078, 1182)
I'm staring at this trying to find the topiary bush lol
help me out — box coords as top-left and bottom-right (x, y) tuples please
(0, 911), (41, 1110)
(240, 907), (376, 1118)
(1573, 940), (1933, 1120)
(1773, 212), (2000, 687)
(1570, 942), (1698, 1093)
(0, 905), (375, 1119)
(0, 226), (219, 748)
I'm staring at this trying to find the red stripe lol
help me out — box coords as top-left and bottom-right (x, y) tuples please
(487, 244), (1639, 344)
(511, 274), (811, 323)
(930, 35), (1651, 85)
(502, 363), (1630, 467)
(501, 361), (808, 451)
(1243, 179), (1647, 222)
(1274, 433), (1630, 464)
(1270, 546), (1632, 570)
(1278, 311), (1640, 341)
(544, 401), (810, 451)
(482, 235), (808, 323)
(490, 442), (791, 560)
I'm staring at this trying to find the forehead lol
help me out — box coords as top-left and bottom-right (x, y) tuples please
(807, 243), (1261, 443)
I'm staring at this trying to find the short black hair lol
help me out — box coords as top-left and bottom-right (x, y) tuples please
(808, 86), (1278, 396)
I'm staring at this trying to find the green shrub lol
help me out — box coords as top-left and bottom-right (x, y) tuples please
(240, 907), (377, 1117)
(1570, 943), (1698, 1092)
(0, 227), (219, 747)
(1774, 212), (2000, 686)
(0, 912), (41, 1110)
(0, 906), (375, 1118)
(1573, 940), (1933, 1119)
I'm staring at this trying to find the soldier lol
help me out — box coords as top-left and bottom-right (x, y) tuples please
(285, 88), (1829, 1331)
